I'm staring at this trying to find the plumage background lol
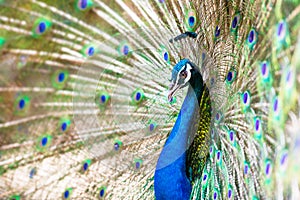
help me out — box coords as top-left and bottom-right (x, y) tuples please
(0, 0), (300, 199)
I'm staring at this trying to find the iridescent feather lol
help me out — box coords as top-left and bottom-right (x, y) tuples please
(0, 0), (300, 199)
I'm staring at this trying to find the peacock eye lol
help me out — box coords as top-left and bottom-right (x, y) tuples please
(180, 71), (187, 79)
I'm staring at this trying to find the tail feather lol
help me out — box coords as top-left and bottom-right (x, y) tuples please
(0, 0), (300, 199)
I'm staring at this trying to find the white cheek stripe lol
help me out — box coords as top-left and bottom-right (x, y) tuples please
(173, 63), (192, 87)
(183, 64), (192, 84)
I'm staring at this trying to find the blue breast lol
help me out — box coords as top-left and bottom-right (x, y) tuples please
(154, 152), (192, 199)
(154, 87), (199, 199)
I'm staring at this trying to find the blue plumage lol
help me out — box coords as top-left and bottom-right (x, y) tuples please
(154, 59), (206, 199)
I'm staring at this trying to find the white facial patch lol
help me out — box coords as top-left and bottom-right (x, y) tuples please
(175, 63), (192, 86)
(183, 63), (192, 84)
(168, 62), (193, 102)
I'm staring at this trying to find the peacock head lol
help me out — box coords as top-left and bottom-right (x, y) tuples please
(168, 59), (194, 102)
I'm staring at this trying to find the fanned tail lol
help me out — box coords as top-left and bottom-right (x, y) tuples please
(0, 0), (300, 199)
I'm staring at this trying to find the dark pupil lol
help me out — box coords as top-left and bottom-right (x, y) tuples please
(81, 0), (88, 9)
(215, 26), (220, 37)
(39, 22), (46, 33)
(248, 30), (254, 43)
(232, 17), (238, 28)
(278, 22), (284, 36)
(64, 191), (69, 198)
(100, 189), (105, 197)
(189, 17), (195, 26)
(227, 71), (233, 81)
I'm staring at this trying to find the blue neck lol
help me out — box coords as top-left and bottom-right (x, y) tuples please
(154, 83), (202, 199)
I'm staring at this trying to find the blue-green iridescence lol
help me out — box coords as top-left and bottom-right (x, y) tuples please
(154, 59), (211, 199)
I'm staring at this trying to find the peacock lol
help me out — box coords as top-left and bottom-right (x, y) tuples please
(0, 0), (300, 199)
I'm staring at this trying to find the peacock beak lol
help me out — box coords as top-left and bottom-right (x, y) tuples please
(168, 83), (180, 102)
